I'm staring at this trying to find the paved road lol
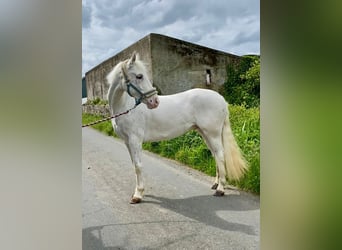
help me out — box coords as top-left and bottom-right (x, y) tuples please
(82, 128), (260, 250)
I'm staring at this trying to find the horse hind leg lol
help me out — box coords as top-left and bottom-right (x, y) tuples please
(210, 164), (219, 190)
(211, 143), (226, 196)
(211, 182), (219, 190)
(197, 128), (226, 196)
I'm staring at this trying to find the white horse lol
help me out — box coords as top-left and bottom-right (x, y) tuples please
(107, 52), (248, 204)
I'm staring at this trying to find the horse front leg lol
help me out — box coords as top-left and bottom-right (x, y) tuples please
(126, 138), (144, 204)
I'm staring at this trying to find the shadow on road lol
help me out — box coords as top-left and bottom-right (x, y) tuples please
(144, 193), (259, 236)
(83, 225), (196, 250)
(83, 193), (259, 249)
(83, 225), (127, 250)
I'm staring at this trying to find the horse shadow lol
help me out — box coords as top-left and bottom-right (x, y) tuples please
(82, 193), (259, 249)
(83, 224), (198, 250)
(144, 192), (259, 236)
(83, 225), (128, 250)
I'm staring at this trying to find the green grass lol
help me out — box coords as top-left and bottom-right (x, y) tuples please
(228, 104), (260, 193)
(85, 97), (109, 105)
(82, 113), (115, 137)
(142, 130), (217, 176)
(82, 104), (260, 193)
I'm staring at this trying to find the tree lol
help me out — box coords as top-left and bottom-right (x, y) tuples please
(240, 57), (260, 107)
(222, 55), (260, 108)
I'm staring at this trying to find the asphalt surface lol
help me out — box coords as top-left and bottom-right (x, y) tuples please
(82, 127), (260, 250)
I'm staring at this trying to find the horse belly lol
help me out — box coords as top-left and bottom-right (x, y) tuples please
(143, 102), (195, 142)
(144, 124), (194, 142)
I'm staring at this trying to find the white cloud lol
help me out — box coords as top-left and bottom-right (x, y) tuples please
(82, 0), (260, 76)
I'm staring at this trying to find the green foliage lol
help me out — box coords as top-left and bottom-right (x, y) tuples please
(82, 104), (260, 193)
(142, 131), (217, 176)
(222, 55), (260, 108)
(228, 104), (260, 193)
(85, 97), (108, 105)
(240, 58), (260, 107)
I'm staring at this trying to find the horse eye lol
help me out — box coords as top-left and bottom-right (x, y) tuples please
(136, 74), (143, 79)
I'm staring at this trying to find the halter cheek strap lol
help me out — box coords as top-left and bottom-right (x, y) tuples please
(126, 81), (157, 106)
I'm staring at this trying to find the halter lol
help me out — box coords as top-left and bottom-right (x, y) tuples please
(126, 80), (158, 106)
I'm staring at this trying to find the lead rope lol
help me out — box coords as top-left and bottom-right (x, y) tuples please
(82, 104), (138, 128)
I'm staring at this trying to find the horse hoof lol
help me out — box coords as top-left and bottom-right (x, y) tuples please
(130, 197), (142, 204)
(211, 183), (218, 190)
(213, 190), (225, 196)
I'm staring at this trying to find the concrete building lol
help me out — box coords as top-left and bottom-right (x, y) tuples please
(85, 33), (241, 100)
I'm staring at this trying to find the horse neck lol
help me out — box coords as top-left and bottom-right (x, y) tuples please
(109, 78), (131, 115)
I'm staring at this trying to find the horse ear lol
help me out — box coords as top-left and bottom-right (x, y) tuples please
(128, 51), (137, 67)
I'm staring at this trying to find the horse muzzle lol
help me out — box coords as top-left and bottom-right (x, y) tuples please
(146, 95), (159, 109)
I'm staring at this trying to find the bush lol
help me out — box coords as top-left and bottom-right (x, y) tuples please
(221, 55), (260, 108)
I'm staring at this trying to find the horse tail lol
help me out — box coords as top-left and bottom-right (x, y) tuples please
(222, 114), (248, 180)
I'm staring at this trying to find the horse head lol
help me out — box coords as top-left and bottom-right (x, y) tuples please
(121, 52), (159, 109)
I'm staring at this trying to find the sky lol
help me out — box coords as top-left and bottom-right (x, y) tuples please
(82, 0), (260, 76)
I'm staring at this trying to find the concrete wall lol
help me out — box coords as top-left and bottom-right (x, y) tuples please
(82, 104), (110, 116)
(85, 33), (241, 99)
(150, 34), (241, 94)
